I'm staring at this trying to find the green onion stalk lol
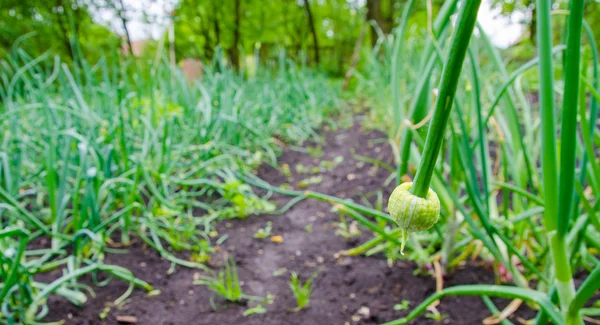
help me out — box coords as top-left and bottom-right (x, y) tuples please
(396, 0), (459, 180)
(390, 0), (417, 134)
(536, 0), (584, 322)
(387, 0), (482, 252)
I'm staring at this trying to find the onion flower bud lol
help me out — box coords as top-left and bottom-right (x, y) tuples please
(387, 182), (440, 254)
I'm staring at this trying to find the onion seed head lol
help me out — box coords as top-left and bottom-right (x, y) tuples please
(387, 182), (440, 254)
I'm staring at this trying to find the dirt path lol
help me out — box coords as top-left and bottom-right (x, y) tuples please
(46, 117), (529, 325)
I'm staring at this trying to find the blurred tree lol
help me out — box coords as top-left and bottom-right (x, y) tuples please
(173, 0), (366, 72)
(490, 0), (537, 43)
(1, 0), (452, 74)
(488, 0), (600, 46)
(366, 0), (391, 45)
(0, 0), (119, 62)
(229, 0), (241, 68)
(92, 0), (135, 55)
(303, 0), (320, 64)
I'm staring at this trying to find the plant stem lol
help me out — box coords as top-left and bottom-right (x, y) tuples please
(558, 0), (585, 233)
(536, 0), (582, 322)
(410, 0), (482, 198)
(396, 0), (458, 180)
(381, 285), (565, 325)
(391, 0), (417, 134)
(549, 231), (577, 316)
(536, 0), (558, 233)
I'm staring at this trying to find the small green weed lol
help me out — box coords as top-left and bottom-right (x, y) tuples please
(194, 257), (244, 303)
(425, 310), (448, 322)
(335, 219), (361, 240)
(288, 270), (320, 312)
(307, 145), (324, 158)
(254, 222), (273, 239)
(393, 300), (411, 311)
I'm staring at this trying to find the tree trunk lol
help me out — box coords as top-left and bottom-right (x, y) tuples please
(385, 0), (395, 32)
(117, 0), (134, 56)
(55, 0), (75, 61)
(213, 6), (221, 46)
(302, 0), (320, 65)
(366, 0), (390, 45)
(202, 24), (213, 59)
(229, 0), (241, 69)
(529, 5), (537, 45)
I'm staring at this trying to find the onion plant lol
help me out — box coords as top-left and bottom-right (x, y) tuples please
(373, 0), (598, 322)
(0, 45), (339, 321)
(247, 0), (600, 323)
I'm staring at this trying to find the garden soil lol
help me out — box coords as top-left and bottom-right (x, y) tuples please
(44, 117), (536, 325)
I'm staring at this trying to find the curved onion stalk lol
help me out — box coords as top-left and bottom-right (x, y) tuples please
(410, 0), (482, 198)
(242, 173), (397, 225)
(380, 285), (565, 325)
(396, 0), (459, 179)
(25, 263), (152, 322)
(241, 173), (408, 250)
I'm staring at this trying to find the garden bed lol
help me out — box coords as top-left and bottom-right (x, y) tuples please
(44, 117), (535, 325)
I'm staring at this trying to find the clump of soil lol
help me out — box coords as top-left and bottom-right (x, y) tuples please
(44, 117), (534, 325)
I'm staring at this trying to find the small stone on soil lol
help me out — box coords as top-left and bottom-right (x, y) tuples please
(357, 306), (370, 317)
(367, 286), (379, 293)
(116, 315), (137, 324)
